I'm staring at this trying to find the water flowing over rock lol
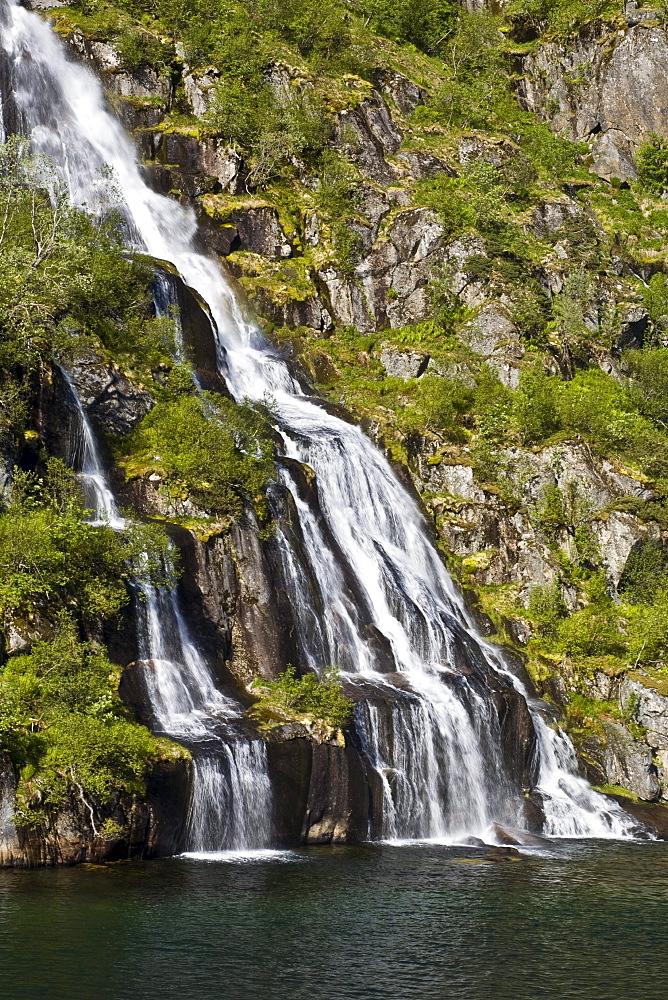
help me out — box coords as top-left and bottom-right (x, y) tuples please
(0, 0), (647, 856)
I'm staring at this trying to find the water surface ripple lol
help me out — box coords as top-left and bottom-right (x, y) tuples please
(1, 841), (666, 1000)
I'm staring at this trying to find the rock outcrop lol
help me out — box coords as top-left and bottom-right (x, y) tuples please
(0, 754), (191, 868)
(518, 18), (668, 181)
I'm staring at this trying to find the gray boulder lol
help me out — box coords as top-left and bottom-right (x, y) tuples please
(603, 719), (661, 801)
(379, 345), (429, 379)
(336, 91), (402, 185)
(378, 70), (428, 115)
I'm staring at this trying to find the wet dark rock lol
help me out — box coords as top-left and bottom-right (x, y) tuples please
(494, 686), (540, 793)
(66, 33), (172, 106)
(617, 304), (648, 352)
(607, 795), (668, 838)
(266, 736), (369, 845)
(64, 350), (153, 436)
(200, 204), (292, 258)
(153, 266), (229, 394)
(491, 824), (521, 845)
(486, 845), (521, 860)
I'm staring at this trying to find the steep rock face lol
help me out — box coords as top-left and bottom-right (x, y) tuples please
(410, 439), (656, 601)
(61, 349), (153, 437)
(150, 133), (244, 197)
(65, 33), (173, 106)
(335, 90), (403, 186)
(588, 669), (668, 801)
(266, 730), (369, 844)
(518, 19), (668, 180)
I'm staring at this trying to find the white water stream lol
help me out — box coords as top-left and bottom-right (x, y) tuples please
(0, 0), (640, 842)
(59, 367), (271, 852)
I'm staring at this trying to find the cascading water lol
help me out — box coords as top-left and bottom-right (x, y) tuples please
(58, 368), (272, 853)
(0, 0), (641, 843)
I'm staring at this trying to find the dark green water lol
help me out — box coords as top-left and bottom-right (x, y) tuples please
(1, 841), (667, 1000)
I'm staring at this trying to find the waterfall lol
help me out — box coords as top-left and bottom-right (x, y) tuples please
(58, 369), (272, 853)
(0, 0), (641, 843)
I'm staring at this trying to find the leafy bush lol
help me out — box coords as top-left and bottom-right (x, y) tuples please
(114, 28), (167, 71)
(618, 539), (668, 605)
(0, 137), (172, 432)
(0, 616), (169, 827)
(637, 133), (668, 193)
(0, 460), (168, 628)
(528, 582), (568, 640)
(626, 345), (668, 425)
(117, 393), (275, 518)
(207, 81), (332, 186)
(506, 0), (621, 39)
(249, 665), (353, 730)
(415, 176), (475, 238)
(368, 0), (458, 54)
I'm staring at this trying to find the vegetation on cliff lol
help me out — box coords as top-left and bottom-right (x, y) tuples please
(6, 0), (668, 807)
(0, 462), (179, 828)
(249, 665), (353, 733)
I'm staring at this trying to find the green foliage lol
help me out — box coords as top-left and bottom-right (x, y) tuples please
(0, 615), (167, 827)
(415, 175), (475, 239)
(0, 460), (168, 628)
(117, 393), (275, 518)
(619, 539), (668, 605)
(636, 133), (668, 193)
(207, 81), (332, 186)
(516, 367), (560, 443)
(506, 0), (622, 38)
(0, 137), (173, 435)
(367, 0), (457, 54)
(528, 582), (568, 639)
(114, 28), (167, 71)
(642, 274), (668, 335)
(400, 375), (474, 438)
(626, 345), (668, 426)
(249, 664), (353, 730)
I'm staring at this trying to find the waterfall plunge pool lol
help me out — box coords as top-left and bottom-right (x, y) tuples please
(1, 839), (666, 1000)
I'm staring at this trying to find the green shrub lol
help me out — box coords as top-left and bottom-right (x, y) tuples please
(0, 615), (169, 827)
(117, 393), (275, 518)
(368, 0), (458, 53)
(506, 0), (621, 38)
(641, 274), (668, 335)
(114, 28), (167, 71)
(618, 539), (668, 605)
(626, 345), (668, 425)
(249, 665), (353, 730)
(0, 460), (168, 627)
(528, 582), (568, 639)
(637, 133), (668, 193)
(415, 176), (475, 238)
(516, 367), (560, 443)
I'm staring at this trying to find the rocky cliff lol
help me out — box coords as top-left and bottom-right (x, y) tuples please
(4, 0), (668, 862)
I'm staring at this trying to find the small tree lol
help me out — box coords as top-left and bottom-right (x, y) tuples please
(636, 132), (668, 193)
